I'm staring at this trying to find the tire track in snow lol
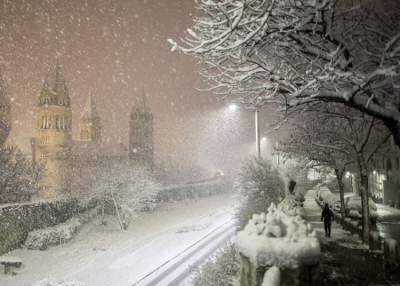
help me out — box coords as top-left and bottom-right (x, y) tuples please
(167, 228), (235, 286)
(132, 220), (235, 286)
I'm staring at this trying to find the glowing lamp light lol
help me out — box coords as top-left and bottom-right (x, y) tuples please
(229, 104), (238, 110)
(346, 172), (350, 178)
(262, 137), (267, 142)
(373, 170), (376, 175)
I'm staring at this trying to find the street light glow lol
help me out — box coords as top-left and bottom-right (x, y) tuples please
(229, 104), (238, 110)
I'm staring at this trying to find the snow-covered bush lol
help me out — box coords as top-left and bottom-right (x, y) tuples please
(28, 278), (85, 286)
(24, 210), (96, 250)
(190, 242), (239, 286)
(236, 204), (320, 269)
(277, 197), (305, 218)
(234, 156), (284, 230)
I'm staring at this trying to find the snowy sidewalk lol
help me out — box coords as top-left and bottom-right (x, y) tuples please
(304, 187), (400, 286)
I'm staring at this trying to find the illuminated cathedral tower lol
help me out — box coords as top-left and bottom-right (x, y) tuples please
(0, 74), (11, 146)
(129, 89), (154, 171)
(77, 93), (101, 142)
(35, 60), (72, 197)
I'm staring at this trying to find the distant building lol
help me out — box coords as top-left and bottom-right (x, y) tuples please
(35, 60), (73, 197)
(129, 90), (154, 172)
(0, 74), (11, 146)
(8, 61), (154, 198)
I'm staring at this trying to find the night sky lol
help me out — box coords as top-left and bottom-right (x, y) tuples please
(0, 0), (284, 174)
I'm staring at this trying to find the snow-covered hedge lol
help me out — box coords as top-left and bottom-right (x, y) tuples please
(236, 203), (320, 269)
(28, 278), (85, 286)
(158, 179), (231, 202)
(0, 199), (81, 256)
(24, 210), (96, 250)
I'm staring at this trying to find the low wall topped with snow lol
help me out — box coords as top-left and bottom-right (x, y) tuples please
(237, 200), (321, 286)
(0, 199), (81, 256)
(237, 204), (320, 269)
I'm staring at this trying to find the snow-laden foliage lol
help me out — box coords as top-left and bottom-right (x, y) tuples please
(0, 146), (45, 204)
(24, 210), (96, 250)
(281, 103), (389, 243)
(262, 266), (280, 286)
(173, 0), (400, 146)
(79, 165), (161, 230)
(190, 242), (239, 286)
(234, 156), (284, 230)
(278, 156), (313, 196)
(236, 204), (320, 269)
(277, 196), (305, 218)
(28, 278), (85, 286)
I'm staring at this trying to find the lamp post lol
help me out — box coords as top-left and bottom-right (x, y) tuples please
(255, 107), (260, 158)
(229, 104), (261, 158)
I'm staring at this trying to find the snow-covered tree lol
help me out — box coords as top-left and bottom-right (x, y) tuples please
(280, 127), (353, 218)
(0, 146), (45, 204)
(277, 155), (310, 195)
(234, 156), (284, 230)
(171, 0), (400, 146)
(282, 103), (389, 243)
(80, 164), (161, 230)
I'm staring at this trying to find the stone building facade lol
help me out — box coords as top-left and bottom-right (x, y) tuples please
(35, 61), (73, 197)
(129, 90), (154, 172)
(7, 61), (154, 198)
(0, 74), (11, 147)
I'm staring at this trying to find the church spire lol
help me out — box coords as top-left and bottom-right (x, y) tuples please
(39, 60), (70, 106)
(82, 91), (99, 119)
(78, 92), (101, 142)
(131, 88), (150, 115)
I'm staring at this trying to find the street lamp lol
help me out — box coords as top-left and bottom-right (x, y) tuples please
(229, 103), (261, 158)
(229, 104), (238, 111)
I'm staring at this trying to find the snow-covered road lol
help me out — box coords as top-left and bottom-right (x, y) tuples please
(0, 194), (235, 286)
(136, 220), (235, 286)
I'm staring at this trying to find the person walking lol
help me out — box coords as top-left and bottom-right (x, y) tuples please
(321, 203), (334, 238)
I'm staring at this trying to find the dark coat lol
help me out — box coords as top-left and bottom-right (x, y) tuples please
(321, 207), (333, 223)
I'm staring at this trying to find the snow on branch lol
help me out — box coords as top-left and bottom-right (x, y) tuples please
(172, 0), (400, 141)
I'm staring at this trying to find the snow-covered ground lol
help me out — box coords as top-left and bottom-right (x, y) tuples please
(0, 194), (235, 286)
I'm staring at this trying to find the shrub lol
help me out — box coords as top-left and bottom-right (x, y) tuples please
(191, 243), (239, 286)
(28, 278), (85, 286)
(234, 156), (285, 230)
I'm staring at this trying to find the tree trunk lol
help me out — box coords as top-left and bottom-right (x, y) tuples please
(334, 168), (346, 219)
(110, 189), (123, 230)
(358, 153), (370, 244)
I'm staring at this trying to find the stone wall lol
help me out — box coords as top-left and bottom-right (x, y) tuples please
(0, 199), (80, 256)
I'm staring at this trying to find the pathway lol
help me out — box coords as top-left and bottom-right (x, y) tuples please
(304, 187), (400, 286)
